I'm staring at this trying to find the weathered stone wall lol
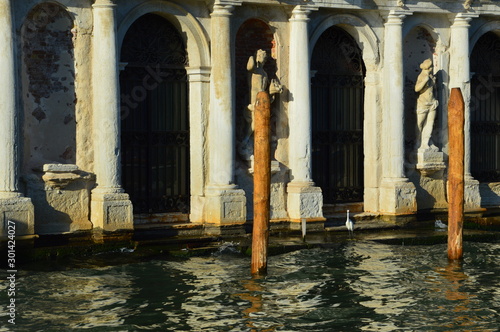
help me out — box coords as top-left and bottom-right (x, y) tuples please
(3, 0), (500, 236)
(16, 1), (95, 234)
(22, 3), (77, 172)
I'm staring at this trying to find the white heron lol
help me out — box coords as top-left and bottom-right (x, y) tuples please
(346, 210), (354, 237)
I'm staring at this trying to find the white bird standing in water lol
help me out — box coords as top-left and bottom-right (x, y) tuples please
(346, 210), (354, 237)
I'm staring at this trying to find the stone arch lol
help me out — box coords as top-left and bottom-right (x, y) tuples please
(310, 25), (366, 203)
(310, 14), (379, 70)
(469, 29), (500, 183)
(470, 21), (500, 55)
(18, 1), (79, 30)
(117, 2), (210, 219)
(310, 14), (380, 208)
(117, 1), (210, 69)
(21, 2), (77, 172)
(119, 13), (190, 215)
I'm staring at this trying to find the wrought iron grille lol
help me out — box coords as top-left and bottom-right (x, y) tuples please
(470, 32), (500, 183)
(120, 14), (189, 214)
(311, 26), (365, 203)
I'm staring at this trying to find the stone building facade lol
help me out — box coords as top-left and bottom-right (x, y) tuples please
(1, 0), (499, 236)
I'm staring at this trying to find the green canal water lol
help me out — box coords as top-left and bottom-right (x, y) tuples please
(1, 240), (499, 331)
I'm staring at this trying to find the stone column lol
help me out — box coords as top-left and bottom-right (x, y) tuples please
(363, 70), (382, 212)
(449, 13), (480, 210)
(380, 10), (417, 215)
(286, 5), (323, 222)
(90, 0), (133, 231)
(0, 0), (34, 236)
(204, 3), (246, 224)
(187, 66), (210, 223)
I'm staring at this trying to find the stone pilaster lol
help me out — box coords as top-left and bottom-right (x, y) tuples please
(286, 6), (323, 221)
(363, 71), (382, 212)
(187, 66), (210, 223)
(205, 3), (246, 224)
(380, 10), (417, 214)
(0, 0), (34, 237)
(91, 0), (133, 231)
(449, 13), (480, 210)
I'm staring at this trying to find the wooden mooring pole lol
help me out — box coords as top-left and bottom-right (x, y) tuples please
(251, 91), (271, 275)
(447, 87), (465, 260)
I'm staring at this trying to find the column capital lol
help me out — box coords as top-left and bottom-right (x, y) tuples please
(93, 0), (116, 8)
(211, 1), (242, 17)
(186, 66), (211, 83)
(290, 5), (318, 22)
(383, 10), (413, 25)
(450, 12), (478, 28)
(463, 0), (474, 10)
(214, 0), (242, 5)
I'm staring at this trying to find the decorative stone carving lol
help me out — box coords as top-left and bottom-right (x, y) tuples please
(463, 0), (474, 10)
(416, 148), (445, 176)
(239, 49), (282, 163)
(414, 59), (445, 175)
(415, 59), (439, 151)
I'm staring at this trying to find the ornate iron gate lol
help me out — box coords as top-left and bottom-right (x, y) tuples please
(311, 26), (365, 203)
(120, 14), (189, 214)
(471, 32), (500, 182)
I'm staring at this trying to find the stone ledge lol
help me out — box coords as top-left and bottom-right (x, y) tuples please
(43, 163), (79, 173)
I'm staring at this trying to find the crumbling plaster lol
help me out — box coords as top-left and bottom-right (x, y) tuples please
(15, 1), (94, 173)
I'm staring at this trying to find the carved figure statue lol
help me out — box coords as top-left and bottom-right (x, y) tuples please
(463, 0), (474, 10)
(415, 58), (439, 151)
(240, 49), (282, 161)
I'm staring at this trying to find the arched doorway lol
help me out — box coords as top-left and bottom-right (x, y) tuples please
(120, 14), (189, 214)
(311, 26), (365, 203)
(470, 31), (500, 182)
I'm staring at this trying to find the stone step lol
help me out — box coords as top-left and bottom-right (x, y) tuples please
(323, 202), (364, 216)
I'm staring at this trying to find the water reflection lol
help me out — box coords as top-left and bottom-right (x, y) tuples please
(1, 241), (498, 331)
(347, 242), (415, 331)
(236, 276), (278, 332)
(18, 267), (135, 329)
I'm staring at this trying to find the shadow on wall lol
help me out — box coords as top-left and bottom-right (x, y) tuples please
(22, 3), (77, 174)
(24, 165), (95, 235)
(479, 183), (500, 207)
(21, 4), (89, 234)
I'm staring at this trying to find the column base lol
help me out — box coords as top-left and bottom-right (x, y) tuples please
(415, 148), (446, 176)
(380, 178), (417, 214)
(91, 190), (133, 231)
(189, 195), (205, 223)
(287, 182), (324, 221)
(446, 176), (481, 211)
(464, 176), (481, 210)
(0, 196), (35, 237)
(364, 187), (379, 212)
(204, 186), (246, 224)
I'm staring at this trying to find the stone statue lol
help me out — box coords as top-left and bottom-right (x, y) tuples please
(463, 0), (474, 10)
(239, 49), (282, 161)
(415, 58), (439, 151)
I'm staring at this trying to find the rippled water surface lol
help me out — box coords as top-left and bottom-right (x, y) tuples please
(1, 241), (499, 331)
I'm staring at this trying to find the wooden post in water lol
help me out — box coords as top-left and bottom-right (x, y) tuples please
(447, 87), (465, 260)
(251, 91), (271, 275)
